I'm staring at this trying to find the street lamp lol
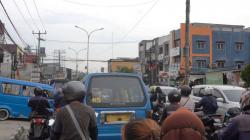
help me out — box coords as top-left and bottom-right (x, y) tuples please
(75, 26), (104, 74)
(68, 47), (87, 78)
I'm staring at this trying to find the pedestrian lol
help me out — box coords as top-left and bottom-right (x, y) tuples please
(50, 81), (98, 140)
(220, 90), (250, 140)
(122, 119), (160, 140)
(179, 85), (195, 111)
(159, 89), (181, 125)
(161, 107), (206, 140)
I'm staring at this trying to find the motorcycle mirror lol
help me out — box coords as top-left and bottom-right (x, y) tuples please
(49, 119), (55, 126)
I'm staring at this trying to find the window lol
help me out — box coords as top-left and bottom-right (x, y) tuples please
(223, 89), (245, 102)
(197, 60), (206, 68)
(235, 42), (243, 51)
(174, 39), (180, 48)
(196, 41), (206, 49)
(2, 83), (21, 95)
(212, 89), (223, 99)
(164, 44), (169, 55)
(216, 61), (225, 68)
(159, 46), (163, 54)
(216, 41), (225, 51)
(88, 76), (145, 107)
(22, 86), (35, 96)
(236, 61), (244, 69)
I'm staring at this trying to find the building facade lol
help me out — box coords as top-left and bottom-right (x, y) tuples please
(139, 23), (250, 85)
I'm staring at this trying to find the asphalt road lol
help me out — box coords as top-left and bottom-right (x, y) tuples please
(0, 119), (29, 140)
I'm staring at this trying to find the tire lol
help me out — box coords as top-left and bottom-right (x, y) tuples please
(0, 109), (9, 121)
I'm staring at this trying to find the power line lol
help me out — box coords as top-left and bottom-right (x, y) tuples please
(12, 0), (33, 31)
(22, 0), (39, 31)
(119, 0), (160, 42)
(0, 0), (28, 47)
(12, 0), (37, 48)
(0, 20), (18, 45)
(63, 0), (157, 8)
(46, 39), (140, 44)
(32, 0), (46, 31)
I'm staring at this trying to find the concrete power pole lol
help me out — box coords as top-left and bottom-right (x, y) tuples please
(184, 0), (190, 85)
(32, 30), (46, 64)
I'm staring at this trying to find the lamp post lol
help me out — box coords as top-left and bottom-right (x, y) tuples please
(68, 47), (86, 79)
(75, 26), (104, 74)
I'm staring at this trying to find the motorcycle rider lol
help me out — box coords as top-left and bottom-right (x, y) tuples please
(195, 87), (218, 115)
(179, 85), (195, 111)
(28, 87), (51, 117)
(220, 90), (250, 140)
(160, 89), (181, 125)
(50, 81), (98, 140)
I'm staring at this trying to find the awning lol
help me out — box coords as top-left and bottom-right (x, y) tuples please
(189, 75), (205, 81)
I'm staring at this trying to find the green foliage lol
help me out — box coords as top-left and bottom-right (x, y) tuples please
(241, 65), (250, 87)
(115, 66), (134, 73)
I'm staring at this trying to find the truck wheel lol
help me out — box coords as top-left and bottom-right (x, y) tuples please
(0, 109), (9, 121)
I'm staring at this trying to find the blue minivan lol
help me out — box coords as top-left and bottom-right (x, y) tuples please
(0, 77), (55, 120)
(83, 73), (152, 140)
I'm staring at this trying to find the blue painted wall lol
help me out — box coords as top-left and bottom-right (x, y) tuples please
(212, 31), (250, 68)
(192, 35), (210, 54)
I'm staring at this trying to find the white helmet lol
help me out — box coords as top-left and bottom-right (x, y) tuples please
(204, 87), (213, 96)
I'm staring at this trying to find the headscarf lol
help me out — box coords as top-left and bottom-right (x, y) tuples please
(161, 107), (206, 140)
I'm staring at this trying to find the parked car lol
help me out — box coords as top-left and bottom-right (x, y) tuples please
(83, 73), (151, 140)
(190, 85), (246, 115)
(0, 77), (55, 120)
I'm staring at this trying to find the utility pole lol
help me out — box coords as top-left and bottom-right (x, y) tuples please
(32, 30), (46, 64)
(184, 0), (190, 85)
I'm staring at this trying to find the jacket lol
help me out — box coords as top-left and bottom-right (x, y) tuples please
(160, 103), (181, 124)
(220, 111), (250, 140)
(180, 97), (195, 112)
(196, 96), (218, 115)
(50, 101), (98, 140)
(28, 95), (51, 117)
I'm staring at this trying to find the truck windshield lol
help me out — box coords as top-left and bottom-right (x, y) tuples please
(87, 76), (146, 107)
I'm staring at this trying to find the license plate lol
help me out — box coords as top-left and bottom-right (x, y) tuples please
(104, 113), (133, 124)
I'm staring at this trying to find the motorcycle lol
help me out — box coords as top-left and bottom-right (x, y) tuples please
(201, 114), (223, 140)
(28, 115), (54, 140)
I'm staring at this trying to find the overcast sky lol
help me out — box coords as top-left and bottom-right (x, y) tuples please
(1, 0), (250, 72)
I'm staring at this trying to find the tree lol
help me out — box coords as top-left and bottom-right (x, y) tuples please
(115, 66), (134, 73)
(241, 65), (250, 88)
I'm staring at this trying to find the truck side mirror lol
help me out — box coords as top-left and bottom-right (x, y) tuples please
(217, 98), (224, 103)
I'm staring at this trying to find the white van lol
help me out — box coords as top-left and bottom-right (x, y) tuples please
(190, 85), (246, 115)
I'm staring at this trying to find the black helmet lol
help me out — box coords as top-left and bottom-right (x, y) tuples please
(179, 85), (191, 97)
(168, 89), (181, 103)
(62, 81), (86, 103)
(34, 87), (43, 96)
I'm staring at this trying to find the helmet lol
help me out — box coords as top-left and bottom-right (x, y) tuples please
(34, 87), (43, 96)
(240, 90), (250, 111)
(168, 89), (181, 103)
(155, 87), (162, 93)
(179, 85), (191, 97)
(204, 87), (213, 96)
(62, 81), (86, 103)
